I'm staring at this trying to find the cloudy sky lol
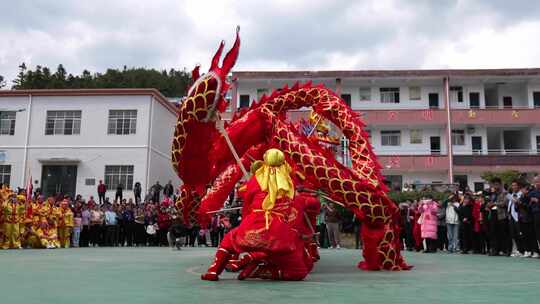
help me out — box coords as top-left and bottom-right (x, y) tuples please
(1, 0), (540, 85)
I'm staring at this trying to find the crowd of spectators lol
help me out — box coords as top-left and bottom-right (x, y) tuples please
(398, 176), (540, 258)
(1, 179), (240, 250)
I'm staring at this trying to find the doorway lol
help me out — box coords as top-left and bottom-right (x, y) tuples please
(430, 136), (441, 154)
(503, 96), (513, 108)
(41, 165), (78, 198)
(429, 93), (439, 109)
(469, 92), (480, 108)
(472, 136), (482, 154)
(453, 175), (468, 191)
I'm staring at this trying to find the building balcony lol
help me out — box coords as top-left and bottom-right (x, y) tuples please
(453, 150), (540, 172)
(361, 107), (540, 126)
(360, 109), (447, 125)
(228, 106), (540, 126)
(451, 107), (540, 125)
(378, 155), (449, 172)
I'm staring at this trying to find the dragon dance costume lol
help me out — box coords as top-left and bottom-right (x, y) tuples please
(173, 28), (411, 281)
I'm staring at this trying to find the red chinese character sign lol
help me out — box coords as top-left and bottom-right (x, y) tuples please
(424, 156), (435, 168)
(388, 156), (401, 168)
(387, 111), (397, 121)
(422, 109), (433, 121)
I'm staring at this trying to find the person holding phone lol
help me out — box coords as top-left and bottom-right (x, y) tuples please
(529, 176), (540, 258)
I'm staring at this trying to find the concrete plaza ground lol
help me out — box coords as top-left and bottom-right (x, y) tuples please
(1, 247), (539, 304)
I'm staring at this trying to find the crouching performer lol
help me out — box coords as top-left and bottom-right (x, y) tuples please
(201, 148), (311, 281)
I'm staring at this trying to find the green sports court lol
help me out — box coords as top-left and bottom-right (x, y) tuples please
(1, 247), (538, 304)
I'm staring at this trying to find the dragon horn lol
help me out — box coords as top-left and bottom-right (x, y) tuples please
(210, 40), (226, 70)
(191, 64), (201, 80)
(221, 26), (241, 74)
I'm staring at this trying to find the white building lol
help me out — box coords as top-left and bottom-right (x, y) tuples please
(0, 89), (180, 200)
(229, 69), (540, 191)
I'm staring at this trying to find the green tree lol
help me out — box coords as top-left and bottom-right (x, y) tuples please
(12, 63), (27, 88)
(0, 75), (5, 88)
(481, 170), (525, 187)
(10, 63), (192, 97)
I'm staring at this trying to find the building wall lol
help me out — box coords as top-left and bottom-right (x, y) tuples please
(531, 127), (540, 152)
(234, 73), (540, 187)
(385, 171), (486, 191)
(26, 147), (148, 199)
(149, 97), (181, 193)
(527, 83), (540, 108)
(497, 83), (528, 108)
(369, 127), (447, 155)
(0, 148), (25, 189)
(28, 95), (151, 147)
(450, 84), (485, 109)
(0, 92), (179, 199)
(0, 96), (28, 147)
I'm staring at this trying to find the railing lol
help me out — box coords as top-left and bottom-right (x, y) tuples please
(454, 154), (540, 166)
(454, 149), (539, 156)
(374, 149), (539, 156)
(374, 148), (444, 155)
(482, 105), (536, 110)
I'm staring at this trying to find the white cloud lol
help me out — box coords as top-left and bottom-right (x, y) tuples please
(1, 0), (540, 87)
(423, 20), (540, 68)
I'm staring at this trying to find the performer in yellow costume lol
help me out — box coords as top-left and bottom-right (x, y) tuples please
(25, 220), (56, 249)
(0, 187), (7, 243)
(44, 197), (61, 248)
(19, 196), (35, 248)
(57, 199), (74, 248)
(1, 194), (26, 249)
(26, 196), (52, 248)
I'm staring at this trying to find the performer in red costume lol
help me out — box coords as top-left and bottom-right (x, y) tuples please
(293, 188), (321, 263)
(201, 148), (299, 281)
(237, 185), (320, 281)
(227, 173), (321, 279)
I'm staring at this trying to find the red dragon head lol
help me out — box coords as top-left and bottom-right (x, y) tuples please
(184, 26), (240, 121)
(172, 27), (240, 186)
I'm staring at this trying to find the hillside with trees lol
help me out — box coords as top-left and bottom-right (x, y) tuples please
(10, 63), (192, 97)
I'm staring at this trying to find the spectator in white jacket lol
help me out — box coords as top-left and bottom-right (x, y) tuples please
(445, 194), (461, 253)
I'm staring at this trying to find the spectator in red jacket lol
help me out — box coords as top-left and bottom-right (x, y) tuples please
(157, 206), (172, 246)
(97, 180), (107, 204)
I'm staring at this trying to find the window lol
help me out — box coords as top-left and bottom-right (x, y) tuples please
(451, 130), (465, 146)
(341, 94), (352, 107)
(0, 111), (16, 135)
(450, 86), (463, 102)
(0, 165), (11, 186)
(104, 165), (134, 190)
(409, 86), (421, 100)
(474, 182), (485, 193)
(534, 92), (540, 108)
(256, 88), (269, 100)
(359, 87), (371, 101)
(45, 111), (81, 135)
(537, 136), (540, 153)
(380, 88), (400, 103)
(108, 110), (137, 135)
(239, 95), (250, 108)
(410, 129), (423, 144)
(381, 130), (401, 146)
(85, 178), (96, 186)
